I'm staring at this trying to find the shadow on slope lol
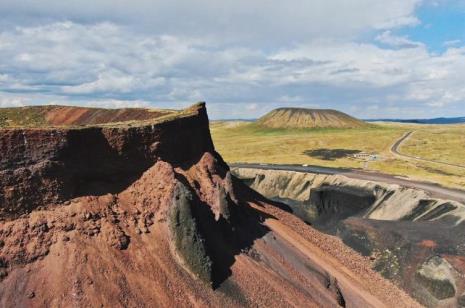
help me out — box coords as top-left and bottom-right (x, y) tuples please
(172, 172), (283, 289)
(303, 148), (361, 161)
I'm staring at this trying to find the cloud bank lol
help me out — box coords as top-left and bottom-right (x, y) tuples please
(0, 0), (464, 119)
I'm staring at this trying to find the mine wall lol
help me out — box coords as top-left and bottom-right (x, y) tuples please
(232, 168), (465, 225)
(232, 167), (465, 307)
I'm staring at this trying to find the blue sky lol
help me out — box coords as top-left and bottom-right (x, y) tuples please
(399, 1), (465, 53)
(0, 0), (465, 119)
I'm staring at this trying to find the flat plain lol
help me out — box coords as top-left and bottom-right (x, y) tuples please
(400, 126), (465, 167)
(210, 121), (465, 189)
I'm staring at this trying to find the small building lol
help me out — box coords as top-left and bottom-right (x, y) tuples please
(352, 152), (379, 161)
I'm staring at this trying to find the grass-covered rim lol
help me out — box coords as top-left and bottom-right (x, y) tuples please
(0, 102), (205, 130)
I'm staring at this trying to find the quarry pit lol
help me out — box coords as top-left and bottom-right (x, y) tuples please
(233, 167), (465, 307)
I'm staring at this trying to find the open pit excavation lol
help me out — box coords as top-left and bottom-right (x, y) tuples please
(233, 167), (465, 307)
(0, 103), (421, 307)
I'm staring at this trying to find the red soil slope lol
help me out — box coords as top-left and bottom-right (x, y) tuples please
(43, 106), (168, 126)
(0, 104), (418, 307)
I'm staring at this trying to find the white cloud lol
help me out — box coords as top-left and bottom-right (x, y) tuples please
(278, 95), (303, 103)
(444, 39), (461, 47)
(78, 99), (152, 109)
(374, 15), (420, 30)
(270, 41), (427, 87)
(0, 0), (421, 44)
(0, 91), (154, 109)
(0, 95), (29, 107)
(245, 103), (258, 111)
(0, 1), (464, 119)
(376, 31), (424, 48)
(62, 71), (165, 95)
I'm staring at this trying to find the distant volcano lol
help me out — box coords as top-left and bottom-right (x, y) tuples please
(258, 107), (368, 129)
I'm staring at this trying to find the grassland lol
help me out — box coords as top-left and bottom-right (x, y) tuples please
(400, 126), (465, 167)
(0, 105), (184, 128)
(0, 107), (48, 127)
(210, 121), (465, 189)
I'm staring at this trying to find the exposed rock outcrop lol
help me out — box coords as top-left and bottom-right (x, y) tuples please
(0, 103), (213, 218)
(233, 167), (465, 225)
(416, 256), (457, 300)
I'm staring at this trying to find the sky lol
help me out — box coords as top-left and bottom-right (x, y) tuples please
(0, 0), (465, 119)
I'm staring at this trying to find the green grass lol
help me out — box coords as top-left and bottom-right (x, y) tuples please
(0, 104), (196, 129)
(211, 121), (465, 189)
(0, 107), (47, 128)
(211, 122), (404, 166)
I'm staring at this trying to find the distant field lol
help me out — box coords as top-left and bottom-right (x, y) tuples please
(400, 126), (465, 167)
(210, 121), (465, 189)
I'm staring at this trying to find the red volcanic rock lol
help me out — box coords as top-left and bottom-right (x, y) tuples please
(0, 103), (213, 217)
(0, 103), (419, 307)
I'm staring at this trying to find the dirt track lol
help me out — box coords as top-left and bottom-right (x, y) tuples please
(390, 130), (465, 169)
(266, 219), (387, 307)
(231, 163), (465, 203)
(254, 202), (422, 308)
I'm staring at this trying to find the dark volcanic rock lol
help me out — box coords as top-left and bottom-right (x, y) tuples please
(416, 256), (457, 300)
(169, 181), (213, 285)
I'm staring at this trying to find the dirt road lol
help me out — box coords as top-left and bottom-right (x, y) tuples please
(231, 163), (465, 203)
(390, 131), (465, 169)
(266, 219), (389, 307)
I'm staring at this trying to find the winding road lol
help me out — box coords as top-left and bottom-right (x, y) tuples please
(390, 131), (465, 169)
(230, 163), (465, 203)
(231, 130), (465, 203)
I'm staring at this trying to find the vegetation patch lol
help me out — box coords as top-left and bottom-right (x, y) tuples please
(0, 107), (47, 127)
(401, 128), (465, 167)
(373, 248), (401, 280)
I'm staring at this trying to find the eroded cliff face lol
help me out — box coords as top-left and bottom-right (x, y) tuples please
(0, 104), (419, 308)
(233, 168), (465, 225)
(233, 167), (465, 307)
(0, 104), (213, 217)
